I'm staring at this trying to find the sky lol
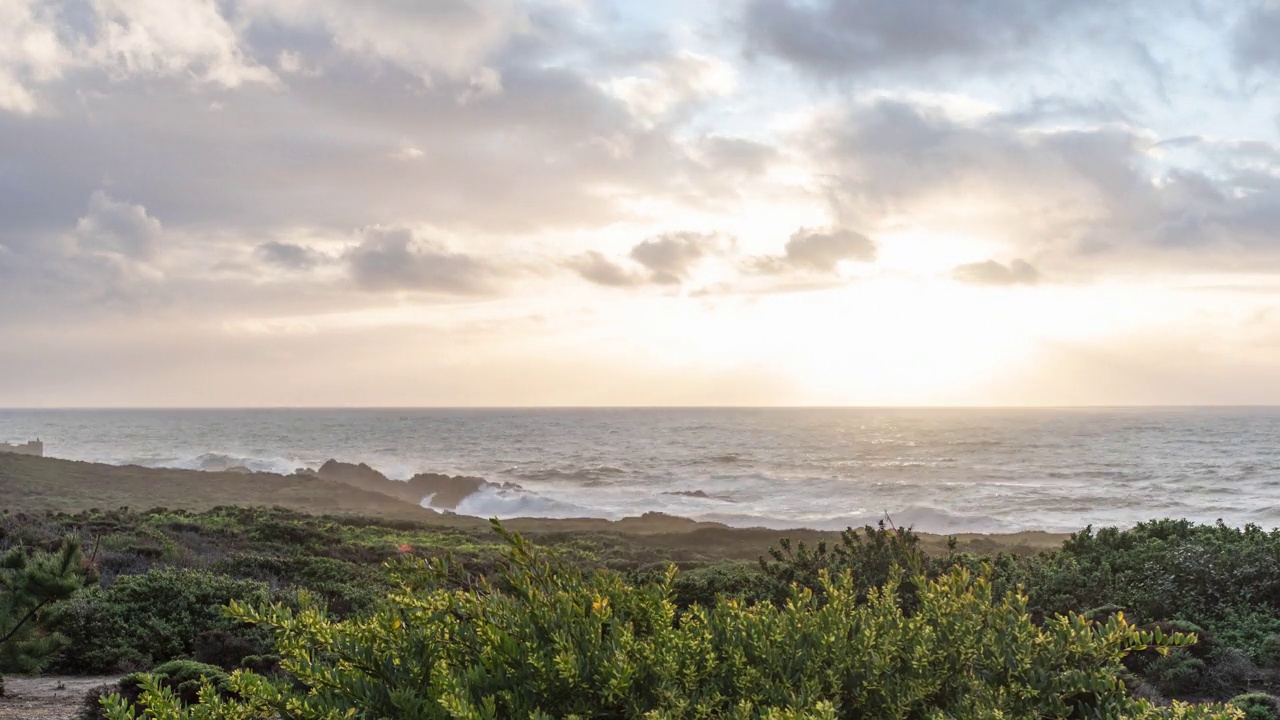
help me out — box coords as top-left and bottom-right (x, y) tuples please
(2, 0), (1280, 407)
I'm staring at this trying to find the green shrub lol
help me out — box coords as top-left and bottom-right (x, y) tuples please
(758, 521), (934, 605)
(1, 536), (91, 695)
(104, 522), (1240, 720)
(210, 552), (386, 616)
(670, 562), (775, 608)
(135, 661), (230, 705)
(1021, 521), (1280, 622)
(81, 661), (231, 720)
(1259, 636), (1280, 670)
(48, 569), (272, 673)
(1230, 693), (1280, 720)
(1210, 611), (1280, 666)
(191, 629), (272, 671)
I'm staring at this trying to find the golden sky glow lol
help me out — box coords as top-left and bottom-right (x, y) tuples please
(2, 1), (1280, 406)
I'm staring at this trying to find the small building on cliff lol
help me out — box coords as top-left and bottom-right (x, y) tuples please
(0, 439), (43, 457)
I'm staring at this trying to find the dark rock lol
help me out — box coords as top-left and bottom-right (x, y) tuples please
(662, 489), (734, 502)
(407, 473), (522, 510)
(316, 459), (506, 509)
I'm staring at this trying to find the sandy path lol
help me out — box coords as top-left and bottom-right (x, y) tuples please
(0, 676), (122, 720)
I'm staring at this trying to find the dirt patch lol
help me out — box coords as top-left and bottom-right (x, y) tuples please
(0, 676), (121, 720)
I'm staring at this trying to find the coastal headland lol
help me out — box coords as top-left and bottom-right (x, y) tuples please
(0, 452), (1063, 558)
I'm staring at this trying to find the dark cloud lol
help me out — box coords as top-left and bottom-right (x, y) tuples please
(741, 0), (1104, 77)
(752, 228), (876, 274)
(1234, 3), (1280, 73)
(345, 226), (495, 294)
(953, 259), (1040, 286)
(256, 241), (322, 270)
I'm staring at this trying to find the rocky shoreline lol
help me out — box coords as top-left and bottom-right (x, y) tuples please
(0, 452), (1065, 554)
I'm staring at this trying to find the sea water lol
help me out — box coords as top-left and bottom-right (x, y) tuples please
(2, 407), (1278, 534)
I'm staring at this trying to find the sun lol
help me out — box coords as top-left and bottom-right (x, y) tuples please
(766, 279), (1040, 405)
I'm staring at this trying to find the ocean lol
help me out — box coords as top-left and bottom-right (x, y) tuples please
(2, 408), (1278, 534)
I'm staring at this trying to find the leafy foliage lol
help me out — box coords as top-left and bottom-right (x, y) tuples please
(48, 569), (273, 673)
(1230, 693), (1280, 720)
(0, 536), (91, 694)
(1017, 520), (1280, 622)
(80, 661), (233, 720)
(102, 522), (1240, 720)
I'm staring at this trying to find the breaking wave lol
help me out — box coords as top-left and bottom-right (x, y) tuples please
(443, 485), (597, 520)
(132, 452), (306, 476)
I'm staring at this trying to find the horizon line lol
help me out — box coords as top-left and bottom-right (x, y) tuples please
(4, 404), (1280, 411)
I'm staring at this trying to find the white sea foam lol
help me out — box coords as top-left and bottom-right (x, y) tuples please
(434, 485), (597, 519)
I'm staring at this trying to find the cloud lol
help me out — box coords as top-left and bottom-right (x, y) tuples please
(630, 232), (722, 284)
(952, 259), (1040, 286)
(606, 51), (736, 121)
(345, 226), (495, 294)
(569, 232), (723, 287)
(0, 0), (73, 113)
(256, 241), (321, 270)
(236, 0), (526, 85)
(74, 191), (163, 260)
(741, 0), (1106, 77)
(800, 99), (1280, 271)
(566, 251), (646, 287)
(0, 191), (172, 323)
(698, 135), (778, 177)
(752, 227), (876, 274)
(1234, 2), (1280, 73)
(90, 0), (277, 88)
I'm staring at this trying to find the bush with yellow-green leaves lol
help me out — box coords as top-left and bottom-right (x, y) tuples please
(102, 522), (1241, 720)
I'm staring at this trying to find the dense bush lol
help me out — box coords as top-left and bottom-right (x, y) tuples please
(1018, 521), (1280, 622)
(79, 660), (231, 720)
(48, 569), (273, 673)
(209, 552), (387, 616)
(0, 537), (90, 695)
(103, 523), (1239, 720)
(1230, 693), (1280, 720)
(12, 505), (1280, 713)
(668, 562), (777, 609)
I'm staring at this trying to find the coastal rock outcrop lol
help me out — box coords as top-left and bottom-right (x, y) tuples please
(316, 460), (390, 488)
(314, 459), (514, 509)
(406, 472), (522, 510)
(661, 489), (735, 502)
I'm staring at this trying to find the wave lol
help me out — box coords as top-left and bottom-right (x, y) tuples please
(500, 465), (630, 485)
(685, 453), (750, 465)
(443, 485), (597, 520)
(136, 452), (305, 476)
(690, 505), (1012, 534)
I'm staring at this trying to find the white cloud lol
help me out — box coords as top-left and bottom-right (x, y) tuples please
(0, 0), (73, 113)
(89, 0), (276, 87)
(74, 190), (163, 260)
(237, 0), (527, 85)
(606, 51), (737, 121)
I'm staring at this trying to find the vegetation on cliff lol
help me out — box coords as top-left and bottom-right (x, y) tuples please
(5, 503), (1280, 717)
